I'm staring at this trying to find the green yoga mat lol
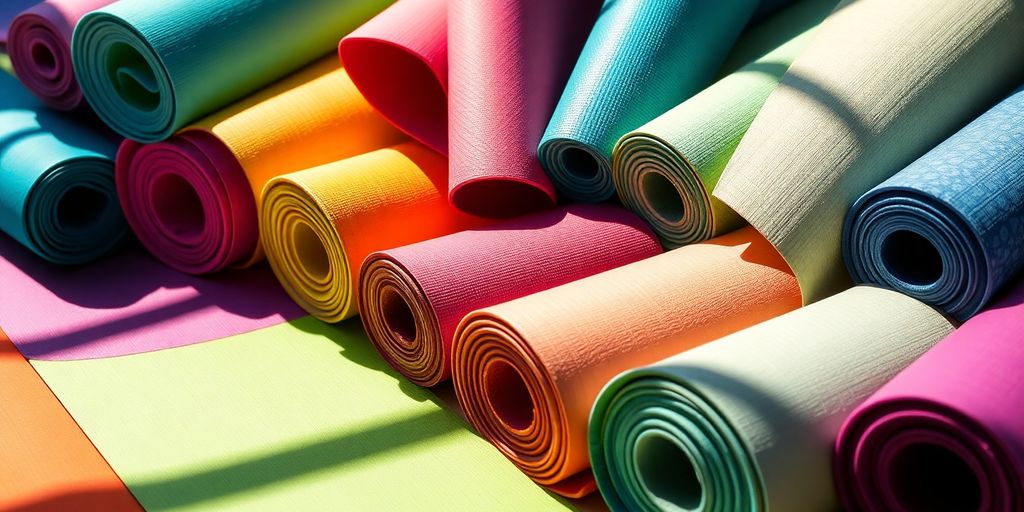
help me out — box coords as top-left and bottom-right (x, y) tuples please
(72, 0), (393, 142)
(0, 65), (125, 264)
(33, 317), (573, 511)
(538, 0), (760, 203)
(588, 287), (954, 512)
(712, 0), (1024, 303)
(611, 0), (835, 248)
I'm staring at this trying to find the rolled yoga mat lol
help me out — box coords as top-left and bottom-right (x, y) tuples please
(261, 142), (486, 324)
(589, 286), (955, 512)
(338, 0), (447, 155)
(0, 65), (126, 265)
(447, 0), (601, 217)
(0, 329), (141, 511)
(116, 58), (404, 274)
(451, 226), (802, 497)
(836, 280), (1024, 512)
(360, 204), (662, 387)
(538, 0), (760, 203)
(713, 0), (1024, 304)
(612, 0), (833, 249)
(6, 0), (114, 111)
(844, 85), (1024, 322)
(72, 0), (394, 142)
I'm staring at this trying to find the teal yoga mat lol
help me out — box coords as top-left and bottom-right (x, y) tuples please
(538, 0), (761, 202)
(0, 68), (125, 264)
(844, 85), (1024, 321)
(72, 0), (393, 142)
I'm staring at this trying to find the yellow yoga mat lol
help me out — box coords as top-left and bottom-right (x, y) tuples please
(118, 58), (405, 274)
(712, 0), (1024, 303)
(261, 142), (486, 323)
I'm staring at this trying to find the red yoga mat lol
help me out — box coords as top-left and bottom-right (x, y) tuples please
(447, 0), (601, 217)
(339, 0), (448, 154)
(359, 204), (662, 387)
(836, 279), (1024, 511)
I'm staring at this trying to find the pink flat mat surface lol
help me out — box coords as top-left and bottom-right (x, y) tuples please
(0, 233), (303, 360)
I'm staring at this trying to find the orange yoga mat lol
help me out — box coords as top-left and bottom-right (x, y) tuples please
(451, 226), (802, 497)
(118, 58), (405, 274)
(261, 142), (486, 323)
(0, 330), (140, 511)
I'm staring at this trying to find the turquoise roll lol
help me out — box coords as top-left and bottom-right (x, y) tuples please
(539, 0), (761, 202)
(72, 0), (393, 142)
(0, 71), (125, 264)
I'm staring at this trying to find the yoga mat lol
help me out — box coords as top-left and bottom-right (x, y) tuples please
(713, 0), (1024, 304)
(538, 0), (759, 203)
(0, 329), (141, 511)
(612, 0), (832, 249)
(117, 58), (404, 274)
(447, 0), (601, 217)
(7, 0), (115, 111)
(338, 0), (447, 154)
(844, 85), (1024, 322)
(72, 0), (394, 142)
(590, 286), (955, 512)
(261, 142), (485, 323)
(32, 317), (573, 511)
(360, 204), (662, 387)
(452, 226), (802, 497)
(836, 280), (1024, 511)
(0, 233), (303, 360)
(0, 65), (126, 265)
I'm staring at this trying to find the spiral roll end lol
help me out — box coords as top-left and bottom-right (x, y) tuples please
(8, 13), (83, 111)
(538, 137), (614, 203)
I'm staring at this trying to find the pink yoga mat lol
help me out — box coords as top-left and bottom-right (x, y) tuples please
(446, 0), (601, 217)
(359, 204), (662, 386)
(339, 0), (448, 154)
(836, 280), (1024, 511)
(6, 0), (114, 110)
(0, 233), (303, 360)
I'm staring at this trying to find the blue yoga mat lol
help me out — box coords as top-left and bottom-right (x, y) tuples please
(844, 84), (1024, 321)
(538, 0), (761, 203)
(0, 70), (126, 264)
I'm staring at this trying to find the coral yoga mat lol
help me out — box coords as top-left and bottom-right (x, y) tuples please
(713, 0), (1024, 303)
(446, 0), (601, 217)
(589, 287), (954, 512)
(338, 0), (447, 155)
(360, 204), (662, 387)
(844, 85), (1024, 321)
(836, 279), (1024, 512)
(116, 58), (404, 274)
(261, 142), (485, 323)
(0, 329), (141, 511)
(72, 0), (394, 142)
(6, 0), (114, 110)
(452, 226), (801, 497)
(0, 66), (125, 265)
(612, 0), (833, 248)
(539, 0), (760, 203)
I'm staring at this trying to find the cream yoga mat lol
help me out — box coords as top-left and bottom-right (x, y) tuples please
(712, 0), (1024, 303)
(589, 287), (955, 512)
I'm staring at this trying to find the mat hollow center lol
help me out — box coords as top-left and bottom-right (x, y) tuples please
(293, 222), (330, 282)
(58, 186), (108, 230)
(635, 432), (703, 511)
(152, 174), (205, 239)
(881, 230), (943, 286)
(888, 442), (982, 512)
(642, 172), (685, 223)
(107, 42), (159, 112)
(31, 42), (57, 74)
(381, 287), (417, 343)
(484, 360), (535, 431)
(560, 146), (600, 180)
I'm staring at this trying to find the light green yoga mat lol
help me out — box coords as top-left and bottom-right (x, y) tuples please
(33, 317), (573, 511)
(611, 0), (835, 248)
(72, 0), (393, 142)
(588, 287), (954, 512)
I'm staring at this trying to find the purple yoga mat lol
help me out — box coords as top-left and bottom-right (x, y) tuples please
(835, 279), (1024, 511)
(0, 233), (303, 360)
